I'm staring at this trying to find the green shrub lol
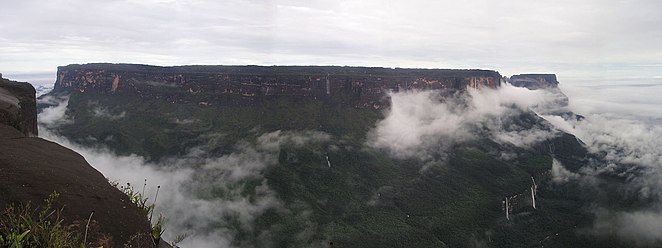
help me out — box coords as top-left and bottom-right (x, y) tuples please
(0, 192), (81, 248)
(114, 181), (173, 246)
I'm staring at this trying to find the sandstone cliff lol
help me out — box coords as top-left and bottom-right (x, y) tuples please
(0, 74), (37, 136)
(0, 75), (152, 247)
(53, 63), (502, 109)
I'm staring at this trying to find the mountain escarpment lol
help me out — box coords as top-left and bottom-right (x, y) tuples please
(53, 64), (501, 109)
(41, 64), (615, 247)
(509, 74), (559, 90)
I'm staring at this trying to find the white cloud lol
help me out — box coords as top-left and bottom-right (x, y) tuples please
(551, 159), (579, 184)
(493, 127), (558, 149)
(2, 0), (662, 79)
(367, 80), (662, 246)
(590, 209), (662, 246)
(536, 81), (662, 245)
(37, 97), (331, 247)
(37, 95), (72, 128)
(541, 114), (662, 170)
(172, 118), (198, 125)
(367, 84), (561, 160)
(367, 90), (472, 159)
(561, 81), (662, 119)
(33, 73), (662, 245)
(92, 107), (126, 120)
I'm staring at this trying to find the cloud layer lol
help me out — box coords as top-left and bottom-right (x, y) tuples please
(368, 84), (560, 161)
(368, 79), (662, 245)
(37, 97), (330, 247)
(34, 76), (662, 245)
(544, 113), (662, 244)
(538, 85), (662, 245)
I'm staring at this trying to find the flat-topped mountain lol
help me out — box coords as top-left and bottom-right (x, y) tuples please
(509, 74), (559, 90)
(53, 64), (501, 109)
(37, 63), (635, 247)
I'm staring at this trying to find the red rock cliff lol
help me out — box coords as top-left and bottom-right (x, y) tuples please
(53, 64), (502, 109)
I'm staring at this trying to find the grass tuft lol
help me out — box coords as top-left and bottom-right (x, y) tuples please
(0, 191), (81, 248)
(113, 180), (179, 246)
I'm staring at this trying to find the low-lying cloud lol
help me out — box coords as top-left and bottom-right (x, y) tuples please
(37, 97), (330, 248)
(367, 84), (560, 161)
(38, 94), (72, 128)
(590, 209), (662, 246)
(550, 159), (579, 184)
(172, 118), (198, 125)
(548, 114), (662, 244)
(368, 80), (662, 245)
(540, 83), (662, 245)
(35, 79), (662, 246)
(92, 107), (126, 120)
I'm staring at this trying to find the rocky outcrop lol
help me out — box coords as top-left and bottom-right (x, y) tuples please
(53, 63), (502, 109)
(0, 126), (153, 246)
(509, 74), (559, 90)
(0, 74), (152, 247)
(0, 74), (37, 136)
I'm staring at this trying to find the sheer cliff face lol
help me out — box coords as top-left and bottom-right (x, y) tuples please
(54, 64), (501, 109)
(0, 74), (37, 136)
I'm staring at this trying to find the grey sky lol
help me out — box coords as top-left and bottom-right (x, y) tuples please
(2, 0), (662, 84)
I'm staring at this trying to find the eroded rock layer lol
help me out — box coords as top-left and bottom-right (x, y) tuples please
(54, 64), (502, 109)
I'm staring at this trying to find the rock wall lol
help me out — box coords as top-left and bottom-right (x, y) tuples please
(0, 74), (37, 136)
(509, 74), (559, 90)
(54, 63), (502, 109)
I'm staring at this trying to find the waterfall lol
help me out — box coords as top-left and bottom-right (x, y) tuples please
(504, 197), (510, 220)
(326, 73), (330, 95)
(531, 176), (537, 209)
(503, 176), (540, 220)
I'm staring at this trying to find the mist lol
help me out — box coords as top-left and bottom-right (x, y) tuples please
(367, 84), (561, 161)
(35, 77), (662, 246)
(542, 81), (662, 245)
(368, 78), (662, 245)
(37, 97), (330, 248)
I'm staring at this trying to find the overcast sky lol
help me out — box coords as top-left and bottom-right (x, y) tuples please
(2, 0), (662, 84)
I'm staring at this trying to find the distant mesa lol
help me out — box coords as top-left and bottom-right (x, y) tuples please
(53, 63), (502, 109)
(509, 74), (560, 90)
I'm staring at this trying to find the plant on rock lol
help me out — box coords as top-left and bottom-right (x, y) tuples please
(0, 192), (81, 248)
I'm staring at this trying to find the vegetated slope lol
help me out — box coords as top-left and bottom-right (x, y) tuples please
(0, 75), (152, 247)
(40, 65), (627, 247)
